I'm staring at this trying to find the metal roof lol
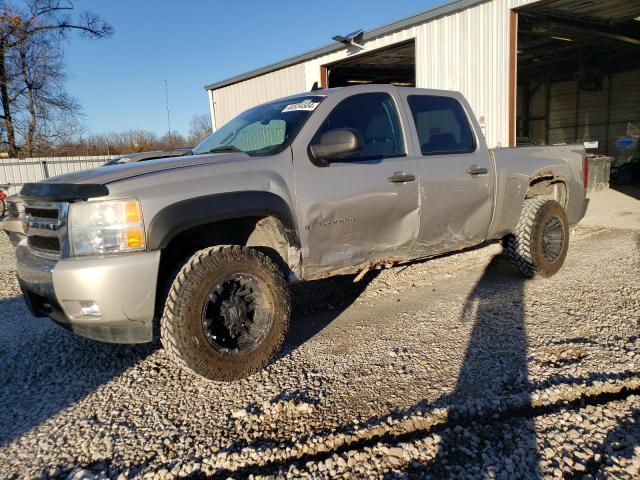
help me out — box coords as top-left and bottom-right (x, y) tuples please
(204, 0), (491, 91)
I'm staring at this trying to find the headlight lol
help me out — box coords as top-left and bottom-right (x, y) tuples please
(69, 199), (145, 256)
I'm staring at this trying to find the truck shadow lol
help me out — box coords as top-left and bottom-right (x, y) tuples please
(0, 296), (155, 446)
(282, 241), (494, 357)
(0, 271), (375, 448)
(282, 271), (380, 356)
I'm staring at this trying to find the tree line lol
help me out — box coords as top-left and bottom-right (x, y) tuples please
(0, 1), (212, 159)
(49, 114), (212, 157)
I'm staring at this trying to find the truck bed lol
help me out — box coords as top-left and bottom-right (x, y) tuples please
(487, 144), (586, 240)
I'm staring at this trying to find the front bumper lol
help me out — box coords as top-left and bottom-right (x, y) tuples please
(16, 241), (160, 343)
(2, 217), (25, 246)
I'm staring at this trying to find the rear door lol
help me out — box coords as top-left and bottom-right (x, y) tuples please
(398, 91), (494, 256)
(291, 89), (420, 277)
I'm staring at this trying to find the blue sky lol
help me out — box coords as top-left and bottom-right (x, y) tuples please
(63, 0), (441, 137)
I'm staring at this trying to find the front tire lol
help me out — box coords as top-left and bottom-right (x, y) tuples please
(506, 199), (569, 278)
(160, 246), (290, 381)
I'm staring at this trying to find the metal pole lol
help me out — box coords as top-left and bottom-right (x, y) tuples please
(165, 79), (171, 140)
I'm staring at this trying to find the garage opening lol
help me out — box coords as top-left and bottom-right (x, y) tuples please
(324, 40), (415, 88)
(516, 0), (640, 187)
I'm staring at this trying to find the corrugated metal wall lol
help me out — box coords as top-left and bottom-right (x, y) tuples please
(210, 63), (306, 128)
(208, 0), (539, 147)
(0, 156), (115, 195)
(519, 69), (640, 157)
(415, 0), (535, 148)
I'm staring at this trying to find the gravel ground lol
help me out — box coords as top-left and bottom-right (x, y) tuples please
(0, 225), (638, 479)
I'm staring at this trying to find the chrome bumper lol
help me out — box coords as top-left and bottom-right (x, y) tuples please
(2, 217), (25, 246)
(16, 242), (160, 344)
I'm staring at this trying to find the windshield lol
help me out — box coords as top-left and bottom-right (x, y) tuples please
(192, 95), (325, 156)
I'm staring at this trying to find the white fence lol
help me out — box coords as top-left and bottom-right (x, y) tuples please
(0, 155), (119, 195)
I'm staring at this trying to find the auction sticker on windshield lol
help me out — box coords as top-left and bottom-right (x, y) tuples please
(282, 99), (320, 113)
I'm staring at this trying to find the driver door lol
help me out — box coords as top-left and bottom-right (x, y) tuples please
(291, 89), (420, 277)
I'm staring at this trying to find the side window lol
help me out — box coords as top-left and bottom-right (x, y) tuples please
(407, 95), (475, 155)
(316, 92), (405, 160)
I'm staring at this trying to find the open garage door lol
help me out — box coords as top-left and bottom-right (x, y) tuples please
(324, 40), (415, 88)
(516, 0), (640, 187)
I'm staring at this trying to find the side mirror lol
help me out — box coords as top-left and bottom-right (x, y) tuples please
(309, 128), (363, 166)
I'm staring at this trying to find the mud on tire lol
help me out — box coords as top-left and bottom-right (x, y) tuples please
(506, 199), (569, 278)
(160, 246), (290, 381)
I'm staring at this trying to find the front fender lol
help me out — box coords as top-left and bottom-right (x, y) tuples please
(147, 191), (300, 250)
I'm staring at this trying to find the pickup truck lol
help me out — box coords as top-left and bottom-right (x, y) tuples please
(16, 85), (588, 381)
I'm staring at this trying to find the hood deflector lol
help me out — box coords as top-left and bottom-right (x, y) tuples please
(20, 183), (109, 202)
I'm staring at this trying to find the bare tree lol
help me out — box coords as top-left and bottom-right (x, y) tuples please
(188, 113), (212, 145)
(46, 127), (197, 157)
(0, 0), (112, 156)
(15, 31), (80, 156)
(159, 130), (188, 149)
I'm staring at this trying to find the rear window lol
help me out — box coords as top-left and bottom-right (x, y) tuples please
(408, 95), (475, 155)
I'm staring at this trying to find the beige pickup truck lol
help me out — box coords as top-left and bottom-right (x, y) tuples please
(16, 85), (588, 381)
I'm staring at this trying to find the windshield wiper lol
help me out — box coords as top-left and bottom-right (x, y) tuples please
(204, 145), (241, 154)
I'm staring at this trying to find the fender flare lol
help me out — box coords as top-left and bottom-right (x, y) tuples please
(147, 191), (300, 250)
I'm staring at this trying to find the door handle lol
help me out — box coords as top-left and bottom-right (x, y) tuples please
(387, 171), (416, 183)
(466, 165), (489, 176)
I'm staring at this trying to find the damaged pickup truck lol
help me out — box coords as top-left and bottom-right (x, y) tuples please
(17, 85), (588, 381)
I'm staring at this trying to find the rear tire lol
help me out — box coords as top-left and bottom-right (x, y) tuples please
(160, 245), (290, 381)
(506, 199), (569, 278)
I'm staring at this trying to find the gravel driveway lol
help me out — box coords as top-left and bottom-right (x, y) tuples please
(0, 225), (638, 479)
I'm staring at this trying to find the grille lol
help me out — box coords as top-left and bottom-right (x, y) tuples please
(29, 236), (61, 252)
(25, 207), (58, 219)
(7, 201), (20, 218)
(23, 200), (67, 258)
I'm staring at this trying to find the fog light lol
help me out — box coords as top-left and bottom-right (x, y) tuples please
(79, 301), (101, 317)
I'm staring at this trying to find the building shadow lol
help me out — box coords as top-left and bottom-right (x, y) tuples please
(611, 184), (640, 201)
(0, 296), (155, 446)
(404, 253), (540, 477)
(565, 407), (639, 479)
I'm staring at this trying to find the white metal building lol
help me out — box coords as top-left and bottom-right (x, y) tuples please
(205, 0), (640, 155)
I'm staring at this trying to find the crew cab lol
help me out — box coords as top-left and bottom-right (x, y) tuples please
(16, 85), (588, 381)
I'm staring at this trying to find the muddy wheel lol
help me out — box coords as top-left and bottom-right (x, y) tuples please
(161, 246), (290, 381)
(506, 199), (569, 278)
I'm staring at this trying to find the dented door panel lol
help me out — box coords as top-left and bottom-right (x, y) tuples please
(295, 161), (420, 275)
(397, 90), (494, 256)
(290, 87), (420, 278)
(413, 166), (493, 255)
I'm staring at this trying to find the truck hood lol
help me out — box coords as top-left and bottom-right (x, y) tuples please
(42, 153), (248, 186)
